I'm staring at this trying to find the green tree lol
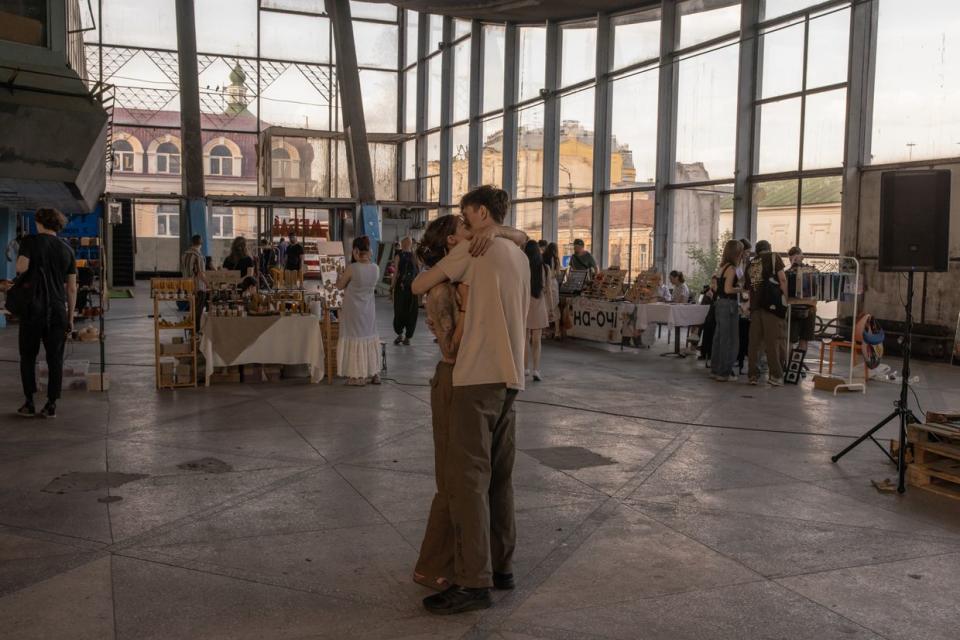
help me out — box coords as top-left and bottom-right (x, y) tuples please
(687, 231), (732, 295)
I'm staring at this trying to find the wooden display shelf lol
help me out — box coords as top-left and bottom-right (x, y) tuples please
(152, 278), (198, 389)
(906, 423), (960, 501)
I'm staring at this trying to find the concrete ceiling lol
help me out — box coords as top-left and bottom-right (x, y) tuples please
(387, 0), (659, 22)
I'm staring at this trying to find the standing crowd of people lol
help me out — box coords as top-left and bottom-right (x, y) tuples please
(701, 237), (813, 386)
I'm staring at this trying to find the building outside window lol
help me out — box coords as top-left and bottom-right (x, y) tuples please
(156, 141), (181, 175)
(113, 139), (135, 173)
(156, 204), (180, 237)
(271, 147), (297, 179)
(209, 206), (234, 238)
(208, 144), (234, 176)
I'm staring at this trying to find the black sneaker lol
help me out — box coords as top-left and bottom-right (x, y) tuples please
(493, 572), (515, 590)
(16, 403), (36, 418)
(394, 335), (403, 345)
(38, 403), (56, 419)
(403, 338), (411, 346)
(423, 585), (491, 615)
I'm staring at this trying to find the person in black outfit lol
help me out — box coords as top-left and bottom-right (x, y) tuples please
(392, 237), (419, 345)
(16, 208), (77, 418)
(222, 236), (254, 278)
(285, 234), (305, 285)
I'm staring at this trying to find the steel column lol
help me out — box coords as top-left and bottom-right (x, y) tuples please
(326, 0), (376, 208)
(439, 17), (454, 206)
(502, 23), (519, 225)
(541, 21), (560, 244)
(174, 0), (207, 255)
(654, 0), (679, 273)
(840, 0), (878, 257)
(733, 0), (760, 242)
(468, 21), (483, 188)
(592, 12), (612, 265)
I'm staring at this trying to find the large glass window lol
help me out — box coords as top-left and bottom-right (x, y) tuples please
(557, 89), (595, 195)
(754, 179), (799, 253)
(260, 12), (330, 64)
(608, 191), (655, 282)
(360, 69), (398, 133)
(674, 43), (740, 182)
(611, 10), (661, 70)
(482, 25), (506, 113)
(405, 10), (419, 66)
(481, 116), (504, 187)
(424, 132), (441, 202)
(113, 140), (136, 173)
(517, 103), (545, 199)
(370, 143), (397, 201)
(678, 0), (741, 50)
(450, 124), (470, 204)
(403, 67), (417, 133)
(560, 22), (597, 88)
(403, 139), (416, 181)
(353, 22), (398, 69)
(351, 1), (396, 22)
(558, 197), (593, 259)
(453, 38), (471, 122)
(427, 54), (442, 129)
(515, 201), (543, 241)
(871, 0), (960, 164)
(209, 206), (234, 239)
(610, 69), (659, 187)
(429, 14), (444, 52)
(518, 26), (546, 103)
(755, 7), (849, 176)
(670, 185), (734, 286)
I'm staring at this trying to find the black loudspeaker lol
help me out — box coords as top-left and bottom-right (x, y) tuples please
(879, 170), (951, 272)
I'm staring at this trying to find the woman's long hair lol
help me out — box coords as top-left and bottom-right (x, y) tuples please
(524, 240), (544, 299)
(228, 236), (248, 264)
(542, 242), (560, 271)
(720, 239), (742, 268)
(417, 215), (460, 267)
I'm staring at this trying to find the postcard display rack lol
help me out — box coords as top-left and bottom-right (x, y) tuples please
(152, 278), (198, 389)
(787, 257), (864, 394)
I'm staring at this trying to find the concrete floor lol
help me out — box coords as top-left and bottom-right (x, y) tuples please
(1, 287), (959, 640)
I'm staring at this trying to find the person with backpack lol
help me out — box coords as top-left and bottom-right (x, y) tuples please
(12, 208), (77, 418)
(391, 237), (420, 345)
(744, 240), (789, 386)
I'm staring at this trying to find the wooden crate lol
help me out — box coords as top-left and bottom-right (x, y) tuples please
(906, 423), (960, 500)
(321, 306), (340, 384)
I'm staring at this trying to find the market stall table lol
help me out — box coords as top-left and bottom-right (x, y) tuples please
(200, 315), (324, 385)
(567, 297), (638, 343)
(635, 303), (710, 357)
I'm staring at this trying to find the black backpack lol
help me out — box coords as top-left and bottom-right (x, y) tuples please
(5, 262), (49, 322)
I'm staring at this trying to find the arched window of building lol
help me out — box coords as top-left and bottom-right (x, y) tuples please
(113, 139), (135, 172)
(271, 146), (299, 179)
(209, 206), (234, 239)
(209, 144), (234, 176)
(156, 141), (181, 175)
(156, 204), (180, 237)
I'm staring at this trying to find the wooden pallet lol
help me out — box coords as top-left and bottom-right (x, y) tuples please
(906, 423), (960, 500)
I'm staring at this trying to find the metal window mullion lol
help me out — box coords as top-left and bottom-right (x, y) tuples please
(468, 20), (482, 188)
(592, 12), (612, 266)
(541, 20), (561, 244)
(502, 23), (519, 223)
(654, 0), (678, 273)
(439, 16), (454, 206)
(839, 0), (876, 257)
(795, 15), (811, 248)
(415, 13), (429, 200)
(734, 0), (759, 244)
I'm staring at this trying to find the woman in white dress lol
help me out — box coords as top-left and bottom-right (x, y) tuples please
(336, 236), (382, 386)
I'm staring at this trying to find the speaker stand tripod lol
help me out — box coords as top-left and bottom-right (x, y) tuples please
(831, 272), (920, 494)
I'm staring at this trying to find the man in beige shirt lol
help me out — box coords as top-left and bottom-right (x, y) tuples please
(412, 185), (530, 615)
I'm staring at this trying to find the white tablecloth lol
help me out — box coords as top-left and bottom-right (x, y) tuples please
(200, 315), (324, 385)
(635, 303), (709, 330)
(568, 298), (637, 343)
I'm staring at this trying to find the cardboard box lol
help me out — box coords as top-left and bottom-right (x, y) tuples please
(161, 343), (191, 356)
(813, 375), (845, 393)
